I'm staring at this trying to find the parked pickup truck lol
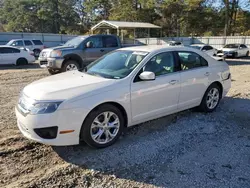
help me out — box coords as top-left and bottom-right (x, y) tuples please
(39, 34), (138, 74)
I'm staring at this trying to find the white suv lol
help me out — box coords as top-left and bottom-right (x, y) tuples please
(6, 39), (45, 57)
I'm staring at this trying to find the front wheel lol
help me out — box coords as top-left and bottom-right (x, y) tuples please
(62, 60), (80, 72)
(246, 51), (249, 57)
(48, 69), (60, 75)
(199, 83), (221, 112)
(80, 104), (124, 148)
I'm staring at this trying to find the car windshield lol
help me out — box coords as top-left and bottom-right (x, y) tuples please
(224, 44), (239, 48)
(64, 36), (86, 47)
(190, 46), (202, 50)
(6, 40), (14, 45)
(84, 50), (148, 79)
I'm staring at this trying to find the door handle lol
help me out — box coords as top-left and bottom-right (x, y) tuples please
(204, 72), (210, 76)
(100, 49), (105, 52)
(169, 80), (178, 85)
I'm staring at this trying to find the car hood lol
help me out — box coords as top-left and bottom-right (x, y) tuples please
(221, 48), (238, 52)
(45, 46), (75, 51)
(23, 71), (117, 101)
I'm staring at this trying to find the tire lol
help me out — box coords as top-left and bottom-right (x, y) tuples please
(62, 60), (80, 72)
(246, 51), (249, 57)
(16, 58), (28, 66)
(199, 83), (221, 113)
(33, 49), (41, 57)
(232, 52), (238, 58)
(48, 69), (60, 75)
(80, 104), (125, 148)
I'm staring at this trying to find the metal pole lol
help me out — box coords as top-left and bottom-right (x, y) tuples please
(134, 28), (136, 44)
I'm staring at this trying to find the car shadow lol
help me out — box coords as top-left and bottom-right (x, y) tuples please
(0, 62), (41, 70)
(52, 96), (250, 187)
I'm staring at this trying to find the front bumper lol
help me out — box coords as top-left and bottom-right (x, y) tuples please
(217, 51), (236, 57)
(38, 57), (64, 69)
(15, 106), (89, 146)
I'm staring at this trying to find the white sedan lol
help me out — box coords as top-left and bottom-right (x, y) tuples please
(0, 46), (35, 65)
(190, 44), (217, 56)
(217, 44), (249, 58)
(15, 46), (231, 148)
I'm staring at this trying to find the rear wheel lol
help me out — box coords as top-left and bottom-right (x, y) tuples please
(246, 51), (249, 57)
(62, 60), (80, 72)
(80, 104), (124, 148)
(16, 58), (28, 66)
(199, 83), (221, 112)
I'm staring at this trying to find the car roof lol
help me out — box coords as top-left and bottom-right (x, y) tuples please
(191, 44), (207, 47)
(119, 45), (196, 53)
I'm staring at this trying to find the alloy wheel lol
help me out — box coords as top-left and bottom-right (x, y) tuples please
(66, 64), (78, 71)
(90, 111), (120, 144)
(206, 88), (220, 109)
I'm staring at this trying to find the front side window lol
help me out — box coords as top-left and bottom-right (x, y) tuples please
(178, 52), (208, 70)
(84, 36), (102, 48)
(9, 40), (24, 47)
(85, 50), (148, 79)
(143, 52), (175, 76)
(206, 46), (213, 50)
(240, 44), (247, 48)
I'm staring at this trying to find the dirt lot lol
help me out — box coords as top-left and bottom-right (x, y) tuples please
(0, 60), (250, 188)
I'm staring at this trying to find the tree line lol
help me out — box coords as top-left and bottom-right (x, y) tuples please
(0, 0), (249, 37)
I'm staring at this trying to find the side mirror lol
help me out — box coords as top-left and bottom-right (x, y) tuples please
(239, 47), (242, 49)
(86, 41), (93, 48)
(139, 71), (155, 81)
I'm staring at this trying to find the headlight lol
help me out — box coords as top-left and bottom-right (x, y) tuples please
(50, 50), (62, 58)
(29, 102), (62, 115)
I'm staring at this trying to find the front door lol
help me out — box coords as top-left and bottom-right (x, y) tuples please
(176, 51), (210, 109)
(131, 51), (181, 123)
(81, 36), (105, 64)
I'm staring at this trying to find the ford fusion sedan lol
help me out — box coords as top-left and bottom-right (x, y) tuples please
(217, 44), (249, 58)
(15, 46), (231, 148)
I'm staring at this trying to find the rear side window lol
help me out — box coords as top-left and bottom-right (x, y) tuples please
(177, 51), (208, 70)
(0, 47), (20, 53)
(24, 40), (33, 45)
(103, 36), (118, 47)
(32, 40), (43, 45)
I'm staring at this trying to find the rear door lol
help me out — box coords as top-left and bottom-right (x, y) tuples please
(0, 47), (19, 64)
(177, 51), (210, 109)
(82, 36), (104, 63)
(24, 40), (34, 51)
(102, 36), (119, 53)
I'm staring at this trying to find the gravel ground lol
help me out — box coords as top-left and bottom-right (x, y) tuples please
(0, 59), (250, 188)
